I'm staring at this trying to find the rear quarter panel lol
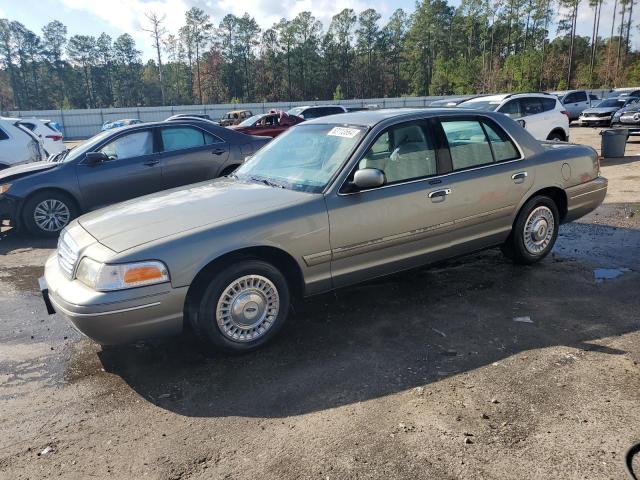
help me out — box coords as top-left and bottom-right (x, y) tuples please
(512, 142), (600, 221)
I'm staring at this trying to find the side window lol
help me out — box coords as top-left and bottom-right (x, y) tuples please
(574, 91), (587, 102)
(358, 122), (437, 184)
(441, 120), (493, 170)
(522, 98), (544, 115)
(99, 130), (153, 161)
(264, 115), (279, 127)
(541, 98), (557, 111)
(482, 122), (520, 162)
(20, 122), (36, 131)
(302, 109), (318, 119)
(161, 127), (219, 151)
(0, 127), (8, 141)
(564, 93), (577, 103)
(498, 100), (521, 118)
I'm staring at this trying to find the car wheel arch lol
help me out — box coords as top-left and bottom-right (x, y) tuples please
(19, 187), (82, 219)
(184, 245), (305, 322)
(512, 186), (568, 225)
(547, 128), (567, 141)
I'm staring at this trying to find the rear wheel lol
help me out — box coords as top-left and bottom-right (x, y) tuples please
(547, 130), (566, 141)
(22, 191), (78, 237)
(219, 165), (239, 177)
(502, 195), (559, 265)
(190, 260), (290, 353)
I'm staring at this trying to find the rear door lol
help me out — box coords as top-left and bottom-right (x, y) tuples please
(521, 97), (554, 140)
(563, 91), (588, 119)
(77, 128), (163, 210)
(158, 125), (230, 189)
(433, 116), (534, 250)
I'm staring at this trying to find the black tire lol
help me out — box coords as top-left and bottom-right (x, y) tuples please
(219, 164), (239, 177)
(502, 195), (559, 265)
(190, 259), (290, 353)
(22, 190), (79, 238)
(547, 130), (566, 141)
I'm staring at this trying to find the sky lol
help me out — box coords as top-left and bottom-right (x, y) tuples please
(0, 0), (637, 60)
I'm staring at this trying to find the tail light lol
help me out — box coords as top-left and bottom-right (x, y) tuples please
(560, 110), (570, 121)
(46, 134), (63, 141)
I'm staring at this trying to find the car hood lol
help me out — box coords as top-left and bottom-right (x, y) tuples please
(618, 106), (640, 114)
(0, 161), (58, 182)
(583, 107), (618, 114)
(78, 178), (311, 253)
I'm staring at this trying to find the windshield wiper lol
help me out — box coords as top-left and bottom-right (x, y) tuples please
(250, 176), (286, 189)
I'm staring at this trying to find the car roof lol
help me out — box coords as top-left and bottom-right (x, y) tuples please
(302, 107), (506, 127)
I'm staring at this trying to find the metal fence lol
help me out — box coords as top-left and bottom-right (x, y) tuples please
(2, 90), (612, 139)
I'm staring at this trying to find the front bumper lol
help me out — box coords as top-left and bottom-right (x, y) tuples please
(0, 195), (18, 225)
(565, 176), (608, 223)
(612, 123), (640, 135)
(41, 253), (187, 345)
(579, 116), (611, 126)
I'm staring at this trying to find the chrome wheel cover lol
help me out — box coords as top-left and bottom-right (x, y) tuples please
(216, 275), (280, 342)
(33, 199), (70, 232)
(523, 206), (555, 255)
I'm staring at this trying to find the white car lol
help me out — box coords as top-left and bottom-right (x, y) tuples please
(18, 118), (65, 155)
(0, 117), (46, 170)
(457, 93), (570, 141)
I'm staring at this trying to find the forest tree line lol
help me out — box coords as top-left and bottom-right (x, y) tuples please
(0, 0), (639, 112)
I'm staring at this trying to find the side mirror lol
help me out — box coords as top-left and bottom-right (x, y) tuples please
(517, 119), (526, 128)
(353, 168), (385, 190)
(85, 151), (109, 165)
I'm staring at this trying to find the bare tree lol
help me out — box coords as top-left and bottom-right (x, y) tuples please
(143, 12), (167, 105)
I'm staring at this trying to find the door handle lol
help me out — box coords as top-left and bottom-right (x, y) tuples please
(512, 171), (528, 182)
(143, 159), (159, 166)
(211, 148), (226, 155)
(428, 188), (451, 199)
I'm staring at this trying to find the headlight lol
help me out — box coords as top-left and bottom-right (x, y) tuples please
(613, 111), (622, 118)
(75, 258), (169, 291)
(0, 183), (11, 194)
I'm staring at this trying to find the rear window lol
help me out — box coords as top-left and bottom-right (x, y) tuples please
(161, 127), (219, 151)
(521, 98), (544, 115)
(44, 122), (60, 133)
(541, 98), (557, 111)
(441, 120), (494, 171)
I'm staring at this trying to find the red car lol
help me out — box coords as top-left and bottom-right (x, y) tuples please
(229, 110), (303, 138)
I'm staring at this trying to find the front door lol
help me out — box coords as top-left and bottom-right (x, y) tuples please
(325, 120), (455, 288)
(159, 125), (230, 188)
(77, 128), (163, 210)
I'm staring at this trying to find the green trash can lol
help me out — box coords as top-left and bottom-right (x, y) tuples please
(600, 128), (628, 157)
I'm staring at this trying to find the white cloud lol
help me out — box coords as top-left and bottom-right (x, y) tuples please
(59, 0), (400, 59)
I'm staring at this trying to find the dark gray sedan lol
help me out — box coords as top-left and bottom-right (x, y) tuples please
(0, 120), (269, 236)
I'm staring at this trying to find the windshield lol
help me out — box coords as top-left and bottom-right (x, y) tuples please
(238, 114), (263, 127)
(234, 124), (366, 193)
(596, 99), (626, 108)
(59, 130), (113, 163)
(458, 100), (502, 111)
(286, 107), (304, 116)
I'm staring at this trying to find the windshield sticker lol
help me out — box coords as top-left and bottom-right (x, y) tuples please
(328, 126), (361, 138)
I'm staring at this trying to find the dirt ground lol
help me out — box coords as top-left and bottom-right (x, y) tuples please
(1, 128), (639, 480)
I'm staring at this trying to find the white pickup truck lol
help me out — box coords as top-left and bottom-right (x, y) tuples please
(552, 90), (600, 120)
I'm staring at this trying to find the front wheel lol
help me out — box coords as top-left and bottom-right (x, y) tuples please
(190, 260), (291, 353)
(22, 191), (78, 237)
(502, 195), (559, 265)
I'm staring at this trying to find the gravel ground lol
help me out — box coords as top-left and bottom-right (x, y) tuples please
(1, 128), (639, 479)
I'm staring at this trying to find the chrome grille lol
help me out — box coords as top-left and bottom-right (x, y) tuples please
(57, 230), (79, 279)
